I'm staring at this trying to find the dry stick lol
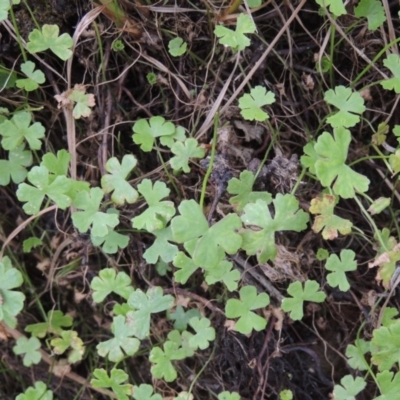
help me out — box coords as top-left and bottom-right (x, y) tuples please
(381, 0), (399, 56)
(1, 322), (117, 399)
(196, 0), (307, 140)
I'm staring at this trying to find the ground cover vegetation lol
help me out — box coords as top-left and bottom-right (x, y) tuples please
(0, 0), (399, 398)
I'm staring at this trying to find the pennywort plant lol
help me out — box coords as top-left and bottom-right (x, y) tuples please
(2, 0), (400, 398)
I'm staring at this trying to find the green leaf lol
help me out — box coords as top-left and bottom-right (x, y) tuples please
(23, 237), (43, 253)
(167, 329), (194, 358)
(90, 268), (134, 303)
(225, 286), (270, 335)
(325, 249), (357, 291)
(168, 37), (187, 57)
(238, 86), (275, 122)
(381, 307), (399, 328)
(91, 229), (129, 254)
(66, 85), (96, 118)
(214, 13), (256, 51)
(375, 370), (400, 400)
(171, 199), (242, 268)
(41, 149), (70, 176)
(218, 392), (241, 400)
(168, 305), (201, 331)
(188, 316), (215, 350)
(170, 138), (205, 172)
(172, 251), (200, 284)
(381, 54), (400, 94)
(281, 280), (326, 321)
(72, 187), (119, 236)
(97, 315), (140, 362)
(227, 170), (272, 212)
(345, 339), (370, 371)
(315, 0), (347, 17)
(354, 0), (386, 30)
(309, 194), (352, 239)
(16, 61), (45, 91)
(16, 381), (53, 400)
(13, 336), (41, 367)
(143, 226), (178, 264)
(247, 0), (261, 7)
(101, 155), (138, 205)
(0, 256), (25, 328)
(132, 384), (163, 400)
(302, 127), (370, 199)
(0, 145), (32, 186)
(91, 368), (133, 400)
(126, 286), (175, 339)
(50, 330), (85, 363)
(241, 196), (309, 263)
(149, 340), (187, 382)
(333, 375), (366, 400)
(27, 24), (73, 60)
(279, 390), (293, 400)
(25, 310), (73, 338)
(324, 86), (365, 128)
(131, 179), (175, 232)
(160, 125), (187, 148)
(0, 111), (45, 150)
(17, 166), (72, 215)
(205, 259), (240, 291)
(0, 0), (20, 23)
(132, 116), (176, 151)
(371, 320), (400, 371)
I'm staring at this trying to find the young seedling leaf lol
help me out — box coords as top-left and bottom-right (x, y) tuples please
(126, 286), (175, 339)
(281, 280), (326, 321)
(27, 24), (73, 60)
(50, 330), (85, 363)
(354, 0), (386, 30)
(333, 375), (366, 400)
(325, 249), (357, 291)
(25, 310), (73, 338)
(72, 187), (119, 236)
(0, 111), (45, 150)
(381, 307), (399, 328)
(381, 54), (400, 94)
(227, 170), (272, 212)
(315, 0), (347, 17)
(90, 268), (134, 303)
(149, 340), (187, 382)
(167, 329), (194, 358)
(16, 61), (45, 91)
(97, 315), (140, 362)
(0, 145), (32, 186)
(309, 194), (352, 239)
(241, 196), (309, 263)
(41, 149), (70, 176)
(159, 125), (187, 148)
(68, 85), (96, 118)
(168, 37), (187, 57)
(214, 13), (256, 51)
(238, 86), (275, 122)
(170, 138), (205, 172)
(168, 305), (201, 331)
(17, 165), (72, 215)
(188, 317), (215, 350)
(303, 127), (370, 198)
(91, 368), (133, 400)
(101, 155), (138, 205)
(345, 339), (370, 371)
(143, 226), (178, 264)
(371, 320), (400, 371)
(132, 116), (176, 151)
(132, 384), (163, 400)
(225, 285), (270, 335)
(131, 179), (175, 232)
(91, 229), (129, 254)
(173, 251), (200, 284)
(15, 382), (53, 400)
(13, 336), (41, 367)
(0, 0), (20, 23)
(23, 237), (43, 253)
(0, 256), (25, 328)
(324, 86), (365, 128)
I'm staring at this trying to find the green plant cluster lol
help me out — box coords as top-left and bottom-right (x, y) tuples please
(1, 0), (400, 399)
